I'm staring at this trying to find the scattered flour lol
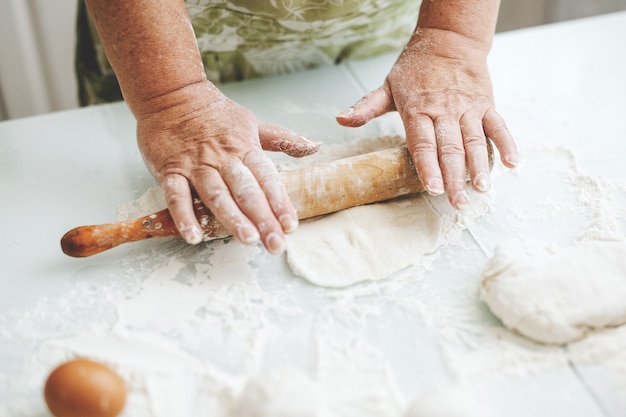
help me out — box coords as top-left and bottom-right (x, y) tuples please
(403, 384), (486, 417)
(567, 325), (626, 415)
(569, 160), (626, 242)
(232, 369), (325, 417)
(117, 186), (167, 221)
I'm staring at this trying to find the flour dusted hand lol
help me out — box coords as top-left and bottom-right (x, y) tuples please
(337, 0), (518, 209)
(137, 81), (319, 253)
(83, 0), (319, 254)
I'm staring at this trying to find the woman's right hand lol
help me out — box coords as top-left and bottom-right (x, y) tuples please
(136, 80), (320, 254)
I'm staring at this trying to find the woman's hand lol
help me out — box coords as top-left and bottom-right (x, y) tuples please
(137, 81), (319, 253)
(337, 28), (518, 209)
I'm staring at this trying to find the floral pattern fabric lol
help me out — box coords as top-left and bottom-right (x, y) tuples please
(76, 0), (421, 105)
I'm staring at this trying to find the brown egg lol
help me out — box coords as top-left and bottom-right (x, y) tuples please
(44, 358), (126, 417)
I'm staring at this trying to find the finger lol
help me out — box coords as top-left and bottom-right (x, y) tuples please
(336, 86), (395, 127)
(192, 168), (260, 246)
(222, 157), (288, 255)
(244, 151), (299, 234)
(460, 114), (491, 193)
(483, 108), (519, 168)
(404, 113), (444, 196)
(434, 117), (469, 209)
(258, 123), (321, 157)
(160, 173), (204, 244)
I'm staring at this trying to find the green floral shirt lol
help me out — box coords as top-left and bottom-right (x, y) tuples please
(76, 0), (420, 105)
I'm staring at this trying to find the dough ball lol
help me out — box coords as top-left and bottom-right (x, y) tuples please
(232, 369), (324, 417)
(404, 384), (485, 417)
(480, 239), (626, 344)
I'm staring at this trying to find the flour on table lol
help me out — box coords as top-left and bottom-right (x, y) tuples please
(403, 384), (485, 417)
(232, 369), (325, 417)
(567, 325), (626, 414)
(117, 185), (167, 220)
(286, 196), (442, 288)
(480, 239), (626, 345)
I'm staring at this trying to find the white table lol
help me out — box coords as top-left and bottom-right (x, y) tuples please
(2, 12), (626, 417)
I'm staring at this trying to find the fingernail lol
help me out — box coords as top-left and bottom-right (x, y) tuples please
(266, 232), (286, 255)
(240, 225), (260, 245)
(453, 190), (470, 209)
(505, 153), (519, 167)
(299, 135), (316, 145)
(336, 107), (354, 119)
(426, 178), (445, 195)
(182, 224), (203, 245)
(302, 136), (321, 152)
(279, 214), (299, 233)
(474, 173), (491, 192)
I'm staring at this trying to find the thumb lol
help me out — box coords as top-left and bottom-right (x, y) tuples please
(258, 123), (321, 158)
(336, 86), (395, 127)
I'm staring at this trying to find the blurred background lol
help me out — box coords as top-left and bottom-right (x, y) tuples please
(1, 0), (626, 121)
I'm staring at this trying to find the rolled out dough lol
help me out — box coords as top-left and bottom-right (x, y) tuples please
(286, 195), (442, 288)
(480, 239), (626, 345)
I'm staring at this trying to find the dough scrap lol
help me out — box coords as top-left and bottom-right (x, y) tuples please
(286, 195), (442, 288)
(480, 239), (626, 345)
(232, 369), (324, 417)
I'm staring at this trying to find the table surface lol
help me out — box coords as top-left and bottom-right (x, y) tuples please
(2, 11), (626, 417)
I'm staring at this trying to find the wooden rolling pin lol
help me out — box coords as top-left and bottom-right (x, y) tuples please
(61, 143), (493, 257)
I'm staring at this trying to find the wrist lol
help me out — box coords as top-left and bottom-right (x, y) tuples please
(407, 27), (492, 62)
(415, 0), (499, 55)
(129, 79), (221, 121)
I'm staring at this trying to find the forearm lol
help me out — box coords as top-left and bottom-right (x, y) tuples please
(83, 0), (210, 115)
(415, 0), (501, 54)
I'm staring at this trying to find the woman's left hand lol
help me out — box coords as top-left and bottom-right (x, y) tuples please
(337, 28), (518, 209)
